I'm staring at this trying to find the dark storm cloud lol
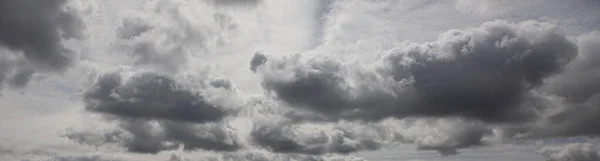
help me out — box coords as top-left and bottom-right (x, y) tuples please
(0, 56), (34, 90)
(253, 20), (577, 123)
(70, 71), (241, 153)
(84, 72), (227, 123)
(0, 0), (84, 89)
(512, 32), (600, 138)
(542, 32), (600, 103)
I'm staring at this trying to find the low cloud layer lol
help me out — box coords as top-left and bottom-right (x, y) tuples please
(537, 143), (600, 161)
(70, 19), (600, 157)
(253, 20), (577, 123)
(0, 0), (85, 90)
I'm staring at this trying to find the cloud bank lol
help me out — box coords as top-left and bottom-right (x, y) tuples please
(538, 143), (600, 161)
(69, 18), (600, 157)
(253, 20), (577, 123)
(49, 0), (600, 158)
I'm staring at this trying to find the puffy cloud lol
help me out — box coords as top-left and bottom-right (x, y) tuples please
(512, 32), (600, 138)
(0, 0), (85, 90)
(413, 118), (490, 156)
(246, 97), (495, 156)
(113, 0), (243, 74)
(253, 20), (577, 123)
(68, 71), (242, 154)
(251, 121), (398, 155)
(544, 32), (600, 103)
(537, 143), (600, 161)
(83, 72), (229, 123)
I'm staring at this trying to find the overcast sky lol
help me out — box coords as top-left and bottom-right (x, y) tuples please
(1, 0), (600, 161)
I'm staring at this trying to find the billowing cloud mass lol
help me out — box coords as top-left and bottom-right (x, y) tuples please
(9, 0), (599, 160)
(69, 17), (600, 157)
(253, 20), (577, 123)
(83, 72), (228, 123)
(113, 0), (242, 74)
(250, 117), (492, 156)
(537, 143), (600, 161)
(0, 0), (85, 90)
(68, 71), (242, 153)
(514, 32), (600, 138)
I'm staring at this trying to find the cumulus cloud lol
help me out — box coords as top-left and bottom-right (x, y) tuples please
(246, 97), (494, 156)
(113, 0), (242, 73)
(517, 32), (600, 138)
(253, 20), (577, 123)
(544, 32), (600, 103)
(537, 143), (600, 161)
(251, 121), (396, 155)
(83, 72), (228, 123)
(0, 0), (85, 90)
(413, 118), (491, 156)
(68, 71), (242, 153)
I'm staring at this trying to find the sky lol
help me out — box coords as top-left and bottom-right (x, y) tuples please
(1, 0), (600, 161)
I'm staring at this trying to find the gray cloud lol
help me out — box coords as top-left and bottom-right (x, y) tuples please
(537, 143), (600, 161)
(168, 150), (367, 161)
(414, 119), (490, 156)
(47, 155), (125, 161)
(544, 32), (600, 103)
(251, 123), (385, 155)
(510, 32), (600, 138)
(0, 0), (84, 89)
(84, 72), (227, 123)
(211, 0), (262, 6)
(69, 71), (241, 154)
(253, 20), (577, 124)
(117, 17), (152, 40)
(113, 1), (241, 73)
(250, 52), (268, 72)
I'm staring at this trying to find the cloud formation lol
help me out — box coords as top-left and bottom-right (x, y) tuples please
(84, 72), (228, 123)
(246, 97), (495, 156)
(69, 71), (241, 153)
(251, 121), (396, 155)
(517, 32), (600, 138)
(253, 20), (577, 123)
(113, 0), (242, 73)
(537, 143), (600, 161)
(0, 0), (85, 90)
